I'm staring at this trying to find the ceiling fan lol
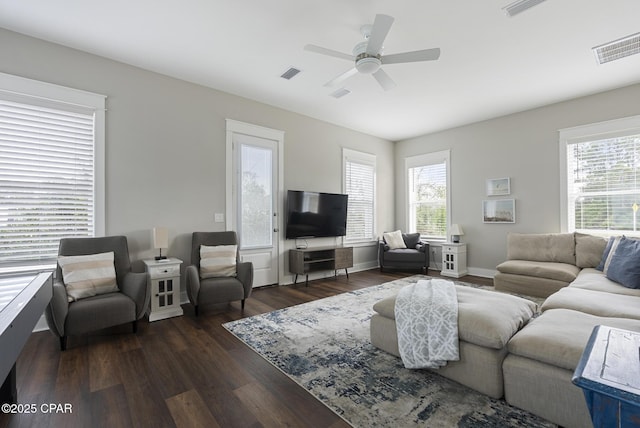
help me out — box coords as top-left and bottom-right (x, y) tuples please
(305, 14), (441, 91)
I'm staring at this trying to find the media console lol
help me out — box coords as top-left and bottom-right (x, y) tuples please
(289, 246), (353, 286)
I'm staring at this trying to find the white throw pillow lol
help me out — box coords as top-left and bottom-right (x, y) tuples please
(200, 244), (237, 278)
(58, 251), (118, 302)
(383, 230), (406, 250)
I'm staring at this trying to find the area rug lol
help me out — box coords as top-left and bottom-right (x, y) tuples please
(223, 275), (554, 427)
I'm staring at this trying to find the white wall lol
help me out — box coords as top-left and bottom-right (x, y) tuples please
(0, 28), (395, 279)
(395, 82), (640, 275)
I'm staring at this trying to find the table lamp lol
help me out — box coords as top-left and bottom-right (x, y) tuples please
(153, 227), (169, 260)
(450, 224), (464, 243)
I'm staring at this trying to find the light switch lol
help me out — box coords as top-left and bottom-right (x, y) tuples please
(214, 213), (224, 223)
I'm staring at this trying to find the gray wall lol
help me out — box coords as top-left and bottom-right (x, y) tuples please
(395, 82), (640, 276)
(1, 28), (395, 278)
(4, 27), (640, 280)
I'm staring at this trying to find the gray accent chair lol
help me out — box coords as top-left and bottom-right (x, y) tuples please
(45, 236), (149, 351)
(379, 232), (429, 273)
(185, 231), (253, 316)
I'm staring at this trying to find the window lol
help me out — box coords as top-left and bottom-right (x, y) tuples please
(560, 115), (640, 235)
(0, 73), (105, 274)
(406, 150), (450, 240)
(343, 148), (376, 242)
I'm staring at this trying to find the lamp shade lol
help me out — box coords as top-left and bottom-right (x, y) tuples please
(153, 227), (169, 249)
(450, 224), (464, 236)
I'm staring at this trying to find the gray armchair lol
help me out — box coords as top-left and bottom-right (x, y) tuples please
(45, 236), (149, 350)
(185, 231), (253, 316)
(379, 232), (429, 273)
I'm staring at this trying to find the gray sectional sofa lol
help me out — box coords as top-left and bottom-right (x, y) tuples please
(371, 232), (640, 428)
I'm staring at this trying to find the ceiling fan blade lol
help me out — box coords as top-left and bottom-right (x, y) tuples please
(304, 44), (354, 62)
(372, 68), (397, 91)
(366, 14), (394, 55)
(381, 48), (441, 64)
(324, 67), (358, 87)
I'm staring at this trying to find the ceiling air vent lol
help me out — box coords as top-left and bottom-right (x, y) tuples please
(593, 32), (640, 65)
(280, 67), (301, 80)
(330, 88), (351, 98)
(502, 0), (546, 17)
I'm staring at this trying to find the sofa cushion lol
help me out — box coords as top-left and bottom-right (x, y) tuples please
(494, 272), (569, 298)
(575, 233), (607, 268)
(570, 268), (640, 297)
(383, 230), (406, 249)
(383, 248), (425, 263)
(495, 260), (580, 283)
(373, 285), (536, 349)
(507, 309), (640, 370)
(541, 287), (640, 320)
(606, 236), (640, 289)
(507, 232), (575, 264)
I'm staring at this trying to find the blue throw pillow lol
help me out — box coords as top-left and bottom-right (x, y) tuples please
(596, 236), (616, 271)
(606, 237), (640, 289)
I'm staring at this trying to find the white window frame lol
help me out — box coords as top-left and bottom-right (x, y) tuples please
(405, 150), (451, 241)
(559, 115), (640, 235)
(0, 73), (105, 274)
(343, 148), (376, 244)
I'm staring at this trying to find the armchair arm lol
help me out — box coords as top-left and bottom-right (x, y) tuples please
(45, 281), (69, 337)
(378, 241), (387, 268)
(421, 242), (430, 266)
(237, 261), (254, 299)
(121, 272), (149, 320)
(185, 265), (201, 306)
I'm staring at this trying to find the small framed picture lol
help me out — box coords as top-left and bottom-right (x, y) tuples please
(483, 199), (515, 223)
(486, 177), (511, 196)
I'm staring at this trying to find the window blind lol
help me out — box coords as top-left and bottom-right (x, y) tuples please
(408, 160), (447, 239)
(567, 134), (640, 233)
(0, 99), (95, 267)
(345, 155), (375, 242)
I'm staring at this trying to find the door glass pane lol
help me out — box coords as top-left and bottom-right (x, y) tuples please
(240, 143), (273, 248)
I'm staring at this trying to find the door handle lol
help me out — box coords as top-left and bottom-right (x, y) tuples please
(273, 228), (279, 232)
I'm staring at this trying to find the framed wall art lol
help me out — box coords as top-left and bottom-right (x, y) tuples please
(483, 199), (515, 223)
(486, 177), (511, 196)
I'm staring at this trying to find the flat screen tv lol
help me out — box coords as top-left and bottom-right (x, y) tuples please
(285, 190), (348, 239)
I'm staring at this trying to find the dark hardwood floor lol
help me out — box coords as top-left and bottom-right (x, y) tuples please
(0, 269), (493, 428)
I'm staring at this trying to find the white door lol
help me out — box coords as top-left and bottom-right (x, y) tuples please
(227, 121), (282, 287)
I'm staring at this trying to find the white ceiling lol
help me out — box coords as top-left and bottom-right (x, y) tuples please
(1, 0), (639, 141)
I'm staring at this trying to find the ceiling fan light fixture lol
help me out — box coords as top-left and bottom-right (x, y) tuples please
(502, 0), (546, 17)
(355, 57), (381, 74)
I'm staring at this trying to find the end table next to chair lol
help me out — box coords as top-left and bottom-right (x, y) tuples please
(143, 258), (183, 322)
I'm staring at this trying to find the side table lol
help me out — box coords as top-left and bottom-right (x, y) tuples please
(572, 325), (640, 427)
(441, 243), (468, 278)
(143, 258), (184, 322)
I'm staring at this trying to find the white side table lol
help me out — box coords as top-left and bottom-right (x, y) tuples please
(441, 243), (468, 278)
(143, 258), (183, 322)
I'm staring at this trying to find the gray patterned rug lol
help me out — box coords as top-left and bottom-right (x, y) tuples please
(223, 275), (554, 427)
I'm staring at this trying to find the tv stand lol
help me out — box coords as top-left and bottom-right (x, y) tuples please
(289, 246), (353, 286)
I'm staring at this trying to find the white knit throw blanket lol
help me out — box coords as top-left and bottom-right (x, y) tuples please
(394, 279), (459, 369)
